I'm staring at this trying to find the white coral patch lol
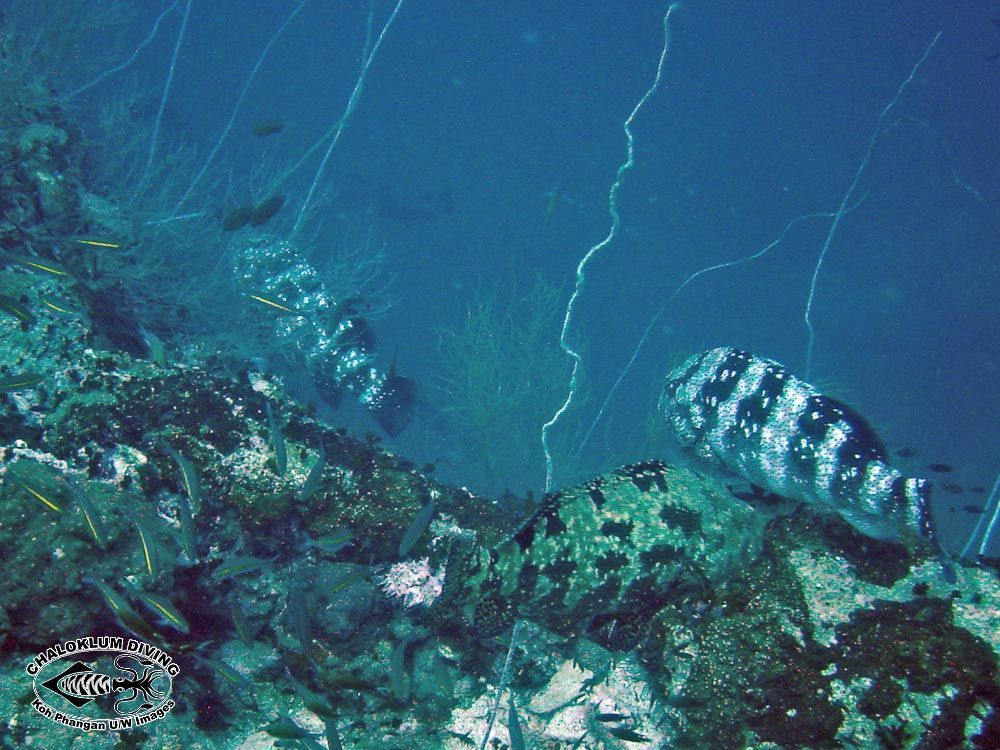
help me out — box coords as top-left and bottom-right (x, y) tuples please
(380, 558), (445, 608)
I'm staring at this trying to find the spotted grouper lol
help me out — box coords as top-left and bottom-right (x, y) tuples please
(659, 346), (944, 552)
(436, 461), (767, 649)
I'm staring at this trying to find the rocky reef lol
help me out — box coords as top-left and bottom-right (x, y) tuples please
(1, 31), (997, 750)
(2, 277), (998, 749)
(427, 458), (1000, 749)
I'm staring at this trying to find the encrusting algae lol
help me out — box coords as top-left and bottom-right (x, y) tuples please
(0, 12), (997, 750)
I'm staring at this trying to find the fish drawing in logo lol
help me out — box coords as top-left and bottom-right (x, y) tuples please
(40, 655), (166, 715)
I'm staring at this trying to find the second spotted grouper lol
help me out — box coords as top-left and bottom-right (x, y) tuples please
(660, 347), (944, 552)
(435, 461), (768, 649)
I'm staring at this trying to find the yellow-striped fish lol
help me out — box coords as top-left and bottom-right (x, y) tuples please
(134, 518), (161, 576)
(71, 236), (122, 249)
(4, 254), (71, 277)
(247, 293), (300, 315)
(19, 481), (64, 513)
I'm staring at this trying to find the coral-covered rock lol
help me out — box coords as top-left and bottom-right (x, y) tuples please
(429, 466), (999, 749)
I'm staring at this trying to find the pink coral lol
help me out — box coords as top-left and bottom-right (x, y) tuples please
(380, 558), (445, 608)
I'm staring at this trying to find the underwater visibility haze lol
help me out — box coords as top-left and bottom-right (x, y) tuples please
(0, 1), (998, 748)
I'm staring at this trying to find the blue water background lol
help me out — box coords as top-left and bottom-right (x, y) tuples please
(64, 1), (998, 554)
